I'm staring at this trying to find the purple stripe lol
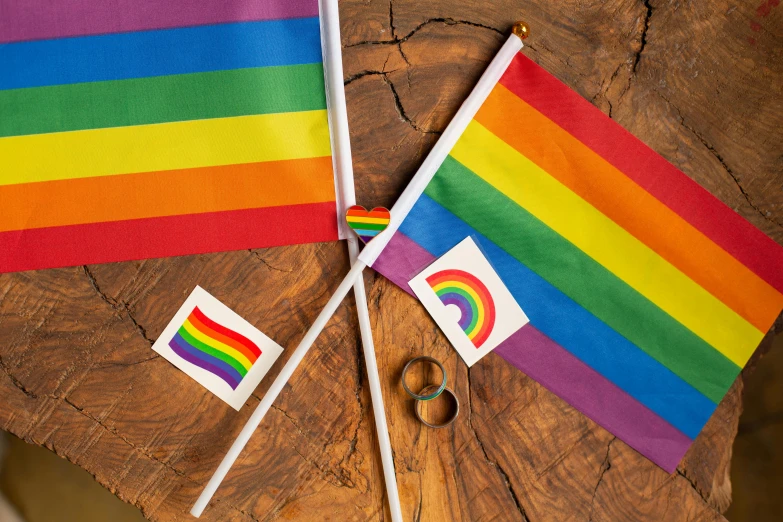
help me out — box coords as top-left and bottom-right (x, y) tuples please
(374, 231), (690, 472)
(442, 293), (473, 330)
(0, 0), (320, 44)
(372, 230), (437, 294)
(169, 335), (240, 390)
(494, 327), (690, 473)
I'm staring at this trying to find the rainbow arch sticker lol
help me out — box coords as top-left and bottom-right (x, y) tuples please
(425, 269), (497, 348)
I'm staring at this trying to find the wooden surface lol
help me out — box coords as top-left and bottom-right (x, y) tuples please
(1, 1), (782, 520)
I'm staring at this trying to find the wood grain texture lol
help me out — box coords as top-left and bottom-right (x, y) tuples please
(1, 0), (782, 521)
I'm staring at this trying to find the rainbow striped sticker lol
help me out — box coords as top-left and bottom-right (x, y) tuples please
(346, 205), (390, 244)
(169, 306), (260, 391)
(409, 237), (529, 367)
(152, 286), (283, 410)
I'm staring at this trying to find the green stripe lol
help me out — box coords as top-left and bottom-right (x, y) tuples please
(0, 63), (326, 137)
(178, 326), (248, 378)
(348, 221), (388, 231)
(435, 286), (480, 335)
(426, 155), (739, 403)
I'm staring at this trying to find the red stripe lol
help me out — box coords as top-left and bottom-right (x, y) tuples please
(191, 306), (261, 359)
(346, 207), (391, 218)
(187, 310), (258, 363)
(427, 269), (491, 301)
(500, 53), (783, 294)
(0, 202), (339, 273)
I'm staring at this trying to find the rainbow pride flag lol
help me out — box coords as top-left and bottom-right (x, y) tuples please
(169, 306), (262, 391)
(368, 48), (783, 472)
(0, 0), (344, 273)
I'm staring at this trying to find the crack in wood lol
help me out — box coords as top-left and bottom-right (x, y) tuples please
(98, 354), (161, 368)
(534, 429), (593, 480)
(466, 367), (530, 521)
(346, 333), (366, 468)
(268, 403), (361, 490)
(397, 43), (413, 89)
(248, 250), (294, 273)
(676, 467), (709, 504)
(0, 354), (39, 399)
(344, 69), (387, 85)
(632, 0), (653, 74)
(82, 266), (157, 345)
(389, 0), (397, 40)
(268, 403), (310, 439)
(234, 506), (262, 522)
(588, 437), (615, 521)
(381, 75), (442, 135)
(344, 16), (503, 49)
(414, 471), (423, 522)
(210, 499), (263, 522)
(614, 0), (655, 109)
(344, 69), (441, 135)
(62, 396), (188, 478)
(591, 60), (627, 119)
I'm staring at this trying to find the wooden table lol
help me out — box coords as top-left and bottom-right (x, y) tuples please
(1, 1), (781, 520)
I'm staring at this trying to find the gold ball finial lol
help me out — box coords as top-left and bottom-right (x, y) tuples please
(512, 21), (530, 40)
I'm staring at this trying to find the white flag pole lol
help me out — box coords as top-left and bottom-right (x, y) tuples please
(190, 21), (528, 518)
(347, 237), (404, 522)
(320, 0), (403, 518)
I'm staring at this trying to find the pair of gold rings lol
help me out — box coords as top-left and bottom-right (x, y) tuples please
(401, 356), (459, 428)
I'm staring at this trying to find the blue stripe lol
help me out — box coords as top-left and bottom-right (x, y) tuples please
(353, 229), (381, 237)
(400, 194), (716, 439)
(0, 17), (322, 90)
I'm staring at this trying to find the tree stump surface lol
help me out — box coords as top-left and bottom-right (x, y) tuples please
(1, 1), (781, 521)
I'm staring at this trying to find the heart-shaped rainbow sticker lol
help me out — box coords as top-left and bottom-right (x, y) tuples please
(346, 205), (391, 244)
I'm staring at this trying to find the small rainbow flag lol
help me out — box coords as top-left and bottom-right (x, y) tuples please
(169, 307), (261, 390)
(426, 269), (496, 348)
(0, 0), (342, 273)
(369, 47), (783, 472)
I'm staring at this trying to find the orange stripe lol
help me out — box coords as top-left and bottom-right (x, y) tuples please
(0, 156), (336, 232)
(187, 310), (258, 364)
(474, 84), (783, 332)
(346, 209), (390, 218)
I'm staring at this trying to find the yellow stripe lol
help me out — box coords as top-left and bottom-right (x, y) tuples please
(181, 319), (253, 370)
(431, 280), (485, 337)
(452, 120), (763, 366)
(0, 110), (331, 186)
(346, 216), (390, 224)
